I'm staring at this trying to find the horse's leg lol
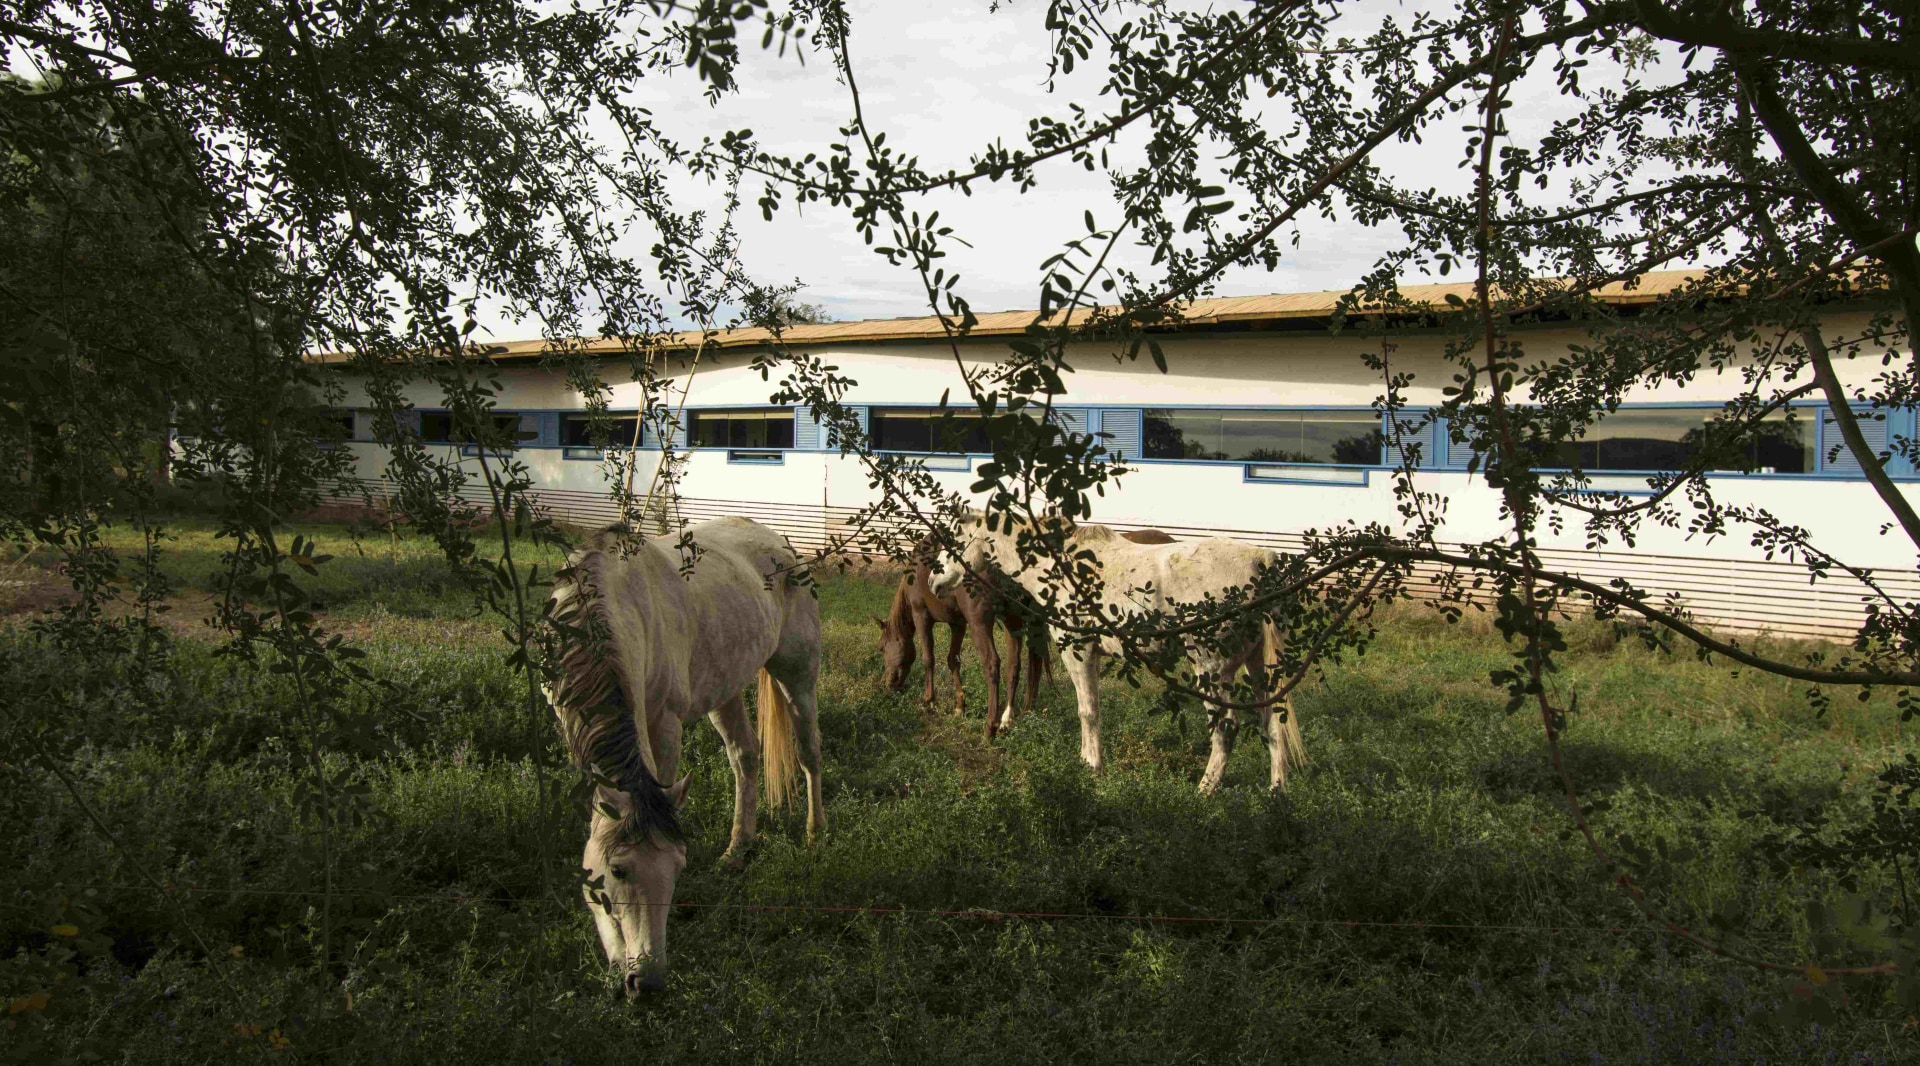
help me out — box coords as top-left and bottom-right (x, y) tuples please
(914, 604), (937, 706)
(1024, 622), (1045, 717)
(999, 614), (1022, 732)
(1198, 701), (1239, 795)
(1061, 643), (1104, 773)
(947, 620), (967, 716)
(1244, 648), (1294, 792)
(969, 611), (1002, 741)
(705, 693), (760, 866)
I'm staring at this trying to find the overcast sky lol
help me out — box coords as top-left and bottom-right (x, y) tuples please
(618, 0), (1431, 330)
(8, 2), (1679, 339)
(591, 0), (1671, 339)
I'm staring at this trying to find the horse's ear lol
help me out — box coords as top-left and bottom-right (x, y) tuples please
(593, 785), (634, 820)
(872, 614), (888, 631)
(665, 775), (691, 809)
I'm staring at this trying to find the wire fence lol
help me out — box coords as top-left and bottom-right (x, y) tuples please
(21, 878), (1670, 941)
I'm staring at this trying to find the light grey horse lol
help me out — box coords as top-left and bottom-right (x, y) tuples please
(929, 512), (1304, 793)
(547, 516), (825, 997)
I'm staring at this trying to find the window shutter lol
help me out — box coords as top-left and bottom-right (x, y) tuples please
(390, 409), (421, 439)
(1821, 406), (1891, 475)
(826, 405), (868, 450)
(793, 406), (822, 451)
(536, 413), (560, 447)
(1383, 409), (1443, 469)
(1097, 408), (1144, 462)
(1051, 407), (1094, 438)
(1434, 414), (1476, 471)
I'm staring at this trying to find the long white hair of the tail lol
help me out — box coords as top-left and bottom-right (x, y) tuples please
(1261, 620), (1308, 788)
(757, 669), (800, 808)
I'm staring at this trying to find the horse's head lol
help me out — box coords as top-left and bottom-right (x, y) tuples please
(583, 776), (691, 1000)
(875, 589), (916, 692)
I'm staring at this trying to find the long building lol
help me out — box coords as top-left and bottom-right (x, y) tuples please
(321, 271), (1919, 639)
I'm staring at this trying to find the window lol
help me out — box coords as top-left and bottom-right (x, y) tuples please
(419, 411), (537, 445)
(561, 412), (641, 449)
(1144, 409), (1384, 465)
(321, 409), (355, 442)
(1540, 408), (1812, 474)
(689, 408), (795, 449)
(870, 407), (992, 454)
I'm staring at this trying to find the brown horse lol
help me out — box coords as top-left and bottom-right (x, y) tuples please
(875, 529), (1174, 741)
(876, 544), (1042, 741)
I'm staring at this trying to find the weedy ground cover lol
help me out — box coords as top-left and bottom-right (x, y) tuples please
(1, 517), (1915, 1063)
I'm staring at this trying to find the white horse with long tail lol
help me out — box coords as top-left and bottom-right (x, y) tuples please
(929, 512), (1305, 793)
(547, 516), (826, 998)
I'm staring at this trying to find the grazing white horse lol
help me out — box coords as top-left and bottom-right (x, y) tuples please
(547, 516), (825, 998)
(929, 512), (1305, 793)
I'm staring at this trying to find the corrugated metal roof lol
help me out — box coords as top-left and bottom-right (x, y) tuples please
(315, 269), (1709, 362)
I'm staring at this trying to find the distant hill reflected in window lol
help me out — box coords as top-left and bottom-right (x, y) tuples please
(1145, 409), (1384, 465)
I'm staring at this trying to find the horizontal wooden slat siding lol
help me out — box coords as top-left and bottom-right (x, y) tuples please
(316, 477), (1917, 641)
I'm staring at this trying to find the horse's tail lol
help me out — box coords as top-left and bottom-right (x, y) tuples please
(758, 668), (799, 809)
(1261, 619), (1308, 787)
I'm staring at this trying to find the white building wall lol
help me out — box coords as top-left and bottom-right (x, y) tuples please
(322, 310), (1918, 636)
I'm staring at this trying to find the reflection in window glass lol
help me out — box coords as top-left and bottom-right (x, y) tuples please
(870, 407), (992, 454)
(1143, 409), (1384, 465)
(1543, 408), (1811, 473)
(561, 412), (641, 448)
(418, 411), (536, 445)
(689, 408), (795, 449)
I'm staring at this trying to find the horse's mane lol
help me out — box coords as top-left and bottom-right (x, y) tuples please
(888, 571), (915, 633)
(550, 546), (682, 848)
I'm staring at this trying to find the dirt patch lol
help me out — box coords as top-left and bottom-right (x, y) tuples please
(0, 577), (74, 617)
(0, 583), (504, 648)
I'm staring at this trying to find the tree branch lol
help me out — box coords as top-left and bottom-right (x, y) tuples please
(1628, 0), (1920, 74)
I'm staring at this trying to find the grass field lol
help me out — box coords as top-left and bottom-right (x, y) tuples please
(2, 516), (1916, 1063)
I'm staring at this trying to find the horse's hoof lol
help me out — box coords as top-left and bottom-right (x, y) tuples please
(718, 841), (755, 869)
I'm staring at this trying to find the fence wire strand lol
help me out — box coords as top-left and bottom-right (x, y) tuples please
(19, 879), (1671, 940)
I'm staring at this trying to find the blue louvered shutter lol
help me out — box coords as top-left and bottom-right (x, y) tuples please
(1821, 406), (1891, 475)
(1433, 413), (1476, 471)
(351, 409), (374, 441)
(389, 408), (421, 440)
(1383, 409), (1444, 469)
(826, 405), (868, 450)
(536, 413), (560, 447)
(1051, 407), (1094, 440)
(1097, 408), (1144, 461)
(793, 406), (822, 450)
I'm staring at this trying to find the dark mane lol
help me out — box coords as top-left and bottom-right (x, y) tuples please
(550, 548), (683, 848)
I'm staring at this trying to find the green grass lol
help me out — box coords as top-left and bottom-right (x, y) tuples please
(2, 516), (1916, 1063)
